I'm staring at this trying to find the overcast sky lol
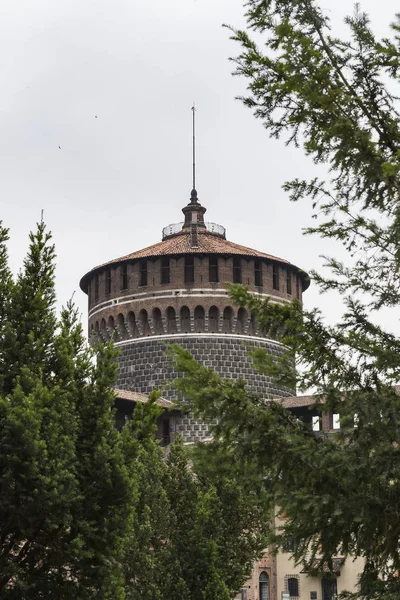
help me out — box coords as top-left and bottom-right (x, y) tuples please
(0, 0), (396, 331)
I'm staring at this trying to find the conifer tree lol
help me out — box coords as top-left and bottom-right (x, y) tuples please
(0, 219), (139, 599)
(124, 434), (270, 600)
(171, 2), (400, 598)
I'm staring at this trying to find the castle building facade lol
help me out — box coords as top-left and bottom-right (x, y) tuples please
(80, 187), (362, 600)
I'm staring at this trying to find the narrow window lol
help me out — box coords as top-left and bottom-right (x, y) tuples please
(288, 577), (299, 597)
(284, 538), (298, 553)
(273, 265), (279, 290)
(287, 270), (292, 295)
(296, 276), (300, 299)
(332, 413), (340, 430)
(162, 419), (170, 446)
(312, 415), (321, 431)
(209, 255), (219, 283)
(161, 257), (170, 284)
(233, 257), (242, 284)
(105, 269), (111, 295)
(184, 256), (194, 283)
(254, 260), (262, 287)
(94, 274), (99, 301)
(139, 259), (148, 287)
(259, 572), (269, 600)
(121, 264), (128, 290)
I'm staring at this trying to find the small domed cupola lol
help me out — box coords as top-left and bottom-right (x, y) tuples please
(181, 188), (207, 230)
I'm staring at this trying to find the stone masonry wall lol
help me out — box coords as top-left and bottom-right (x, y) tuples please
(116, 334), (293, 443)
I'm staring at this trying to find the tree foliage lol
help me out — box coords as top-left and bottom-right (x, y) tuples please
(0, 218), (271, 598)
(124, 434), (271, 599)
(170, 2), (400, 599)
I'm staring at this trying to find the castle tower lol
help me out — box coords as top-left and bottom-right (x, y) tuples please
(79, 182), (309, 442)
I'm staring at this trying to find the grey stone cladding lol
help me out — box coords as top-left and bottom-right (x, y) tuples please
(116, 334), (294, 443)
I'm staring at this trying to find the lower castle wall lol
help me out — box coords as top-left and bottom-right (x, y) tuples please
(115, 333), (293, 443)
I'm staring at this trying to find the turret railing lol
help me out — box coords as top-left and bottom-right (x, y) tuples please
(162, 221), (226, 240)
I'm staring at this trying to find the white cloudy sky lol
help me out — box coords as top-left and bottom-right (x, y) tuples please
(0, 0), (396, 331)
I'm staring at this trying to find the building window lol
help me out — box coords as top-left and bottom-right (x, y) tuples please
(332, 413), (340, 429)
(273, 265), (279, 290)
(233, 257), (242, 283)
(296, 276), (300, 299)
(287, 270), (292, 295)
(259, 572), (269, 600)
(139, 259), (148, 287)
(121, 264), (128, 290)
(312, 415), (321, 431)
(209, 255), (219, 282)
(321, 575), (337, 600)
(283, 538), (298, 553)
(185, 256), (194, 283)
(94, 274), (99, 301)
(288, 576), (299, 598)
(161, 257), (170, 284)
(105, 269), (112, 295)
(254, 260), (262, 286)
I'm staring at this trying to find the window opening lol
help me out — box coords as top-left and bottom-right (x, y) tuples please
(185, 256), (195, 283)
(322, 576), (337, 600)
(94, 275), (99, 301)
(139, 260), (148, 287)
(161, 257), (170, 284)
(273, 265), (279, 290)
(296, 277), (300, 299)
(288, 577), (299, 597)
(254, 260), (262, 286)
(332, 413), (340, 429)
(161, 419), (170, 446)
(284, 538), (298, 553)
(312, 415), (321, 431)
(121, 264), (128, 290)
(287, 270), (292, 295)
(209, 255), (219, 283)
(259, 572), (269, 600)
(233, 257), (242, 284)
(105, 269), (111, 295)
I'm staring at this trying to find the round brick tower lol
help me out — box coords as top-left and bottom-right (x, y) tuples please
(80, 185), (309, 443)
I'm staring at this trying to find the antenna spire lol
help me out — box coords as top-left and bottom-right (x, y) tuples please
(191, 104), (198, 204)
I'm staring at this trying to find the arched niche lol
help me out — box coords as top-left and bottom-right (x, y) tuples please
(127, 311), (139, 338)
(166, 307), (177, 334)
(180, 306), (191, 333)
(152, 307), (164, 335)
(236, 307), (247, 334)
(139, 309), (151, 336)
(222, 306), (233, 333)
(194, 305), (205, 332)
(208, 306), (219, 333)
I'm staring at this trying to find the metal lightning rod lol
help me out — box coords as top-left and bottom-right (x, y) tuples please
(191, 104), (196, 191)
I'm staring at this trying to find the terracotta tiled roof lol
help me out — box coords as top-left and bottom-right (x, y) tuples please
(97, 230), (291, 265)
(112, 388), (172, 409)
(278, 394), (325, 408)
(81, 229), (309, 293)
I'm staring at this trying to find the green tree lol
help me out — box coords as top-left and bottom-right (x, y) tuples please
(0, 218), (143, 599)
(170, 2), (400, 598)
(124, 434), (270, 599)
